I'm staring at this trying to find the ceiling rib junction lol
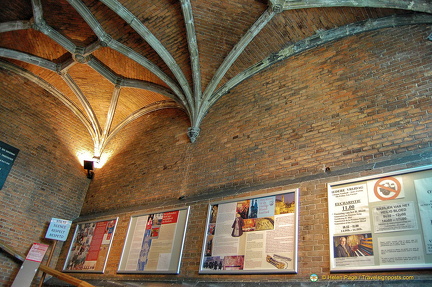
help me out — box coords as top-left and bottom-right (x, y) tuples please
(0, 0), (431, 160)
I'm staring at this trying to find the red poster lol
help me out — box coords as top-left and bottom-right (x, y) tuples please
(86, 221), (108, 261)
(162, 211), (179, 224)
(64, 218), (118, 272)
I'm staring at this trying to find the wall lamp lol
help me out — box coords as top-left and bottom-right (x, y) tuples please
(83, 160), (94, 179)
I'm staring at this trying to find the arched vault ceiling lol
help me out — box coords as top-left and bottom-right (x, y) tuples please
(0, 0), (431, 159)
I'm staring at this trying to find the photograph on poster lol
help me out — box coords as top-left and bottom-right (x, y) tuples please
(199, 189), (298, 274)
(117, 207), (190, 274)
(328, 166), (432, 271)
(63, 218), (118, 273)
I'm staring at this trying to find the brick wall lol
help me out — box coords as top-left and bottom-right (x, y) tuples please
(0, 69), (92, 286)
(52, 25), (432, 284)
(1, 24), (431, 285)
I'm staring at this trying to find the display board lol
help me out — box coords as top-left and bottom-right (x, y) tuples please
(328, 166), (432, 272)
(63, 218), (117, 273)
(199, 189), (298, 274)
(118, 207), (190, 274)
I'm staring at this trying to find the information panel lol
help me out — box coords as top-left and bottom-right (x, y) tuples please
(199, 189), (299, 274)
(0, 141), (19, 189)
(118, 207), (190, 274)
(63, 218), (117, 273)
(328, 166), (432, 271)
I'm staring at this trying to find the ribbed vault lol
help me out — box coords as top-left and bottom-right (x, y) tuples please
(0, 0), (431, 161)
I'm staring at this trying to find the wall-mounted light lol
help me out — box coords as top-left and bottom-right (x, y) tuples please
(83, 160), (94, 179)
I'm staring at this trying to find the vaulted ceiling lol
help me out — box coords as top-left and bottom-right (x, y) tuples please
(1, 0), (431, 161)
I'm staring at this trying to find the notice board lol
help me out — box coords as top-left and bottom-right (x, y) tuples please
(63, 218), (117, 273)
(328, 166), (432, 271)
(118, 207), (190, 274)
(199, 189), (299, 274)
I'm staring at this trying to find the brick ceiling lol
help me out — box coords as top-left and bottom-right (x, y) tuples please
(0, 0), (431, 160)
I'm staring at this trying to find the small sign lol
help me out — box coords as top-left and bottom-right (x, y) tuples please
(26, 243), (49, 263)
(46, 218), (72, 241)
(0, 141), (19, 189)
(11, 243), (49, 287)
(374, 177), (402, 201)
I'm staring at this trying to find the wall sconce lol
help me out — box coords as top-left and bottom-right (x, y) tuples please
(83, 160), (94, 179)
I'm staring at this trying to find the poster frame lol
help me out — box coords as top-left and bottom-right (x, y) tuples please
(199, 189), (299, 274)
(117, 206), (190, 274)
(327, 165), (432, 272)
(63, 217), (118, 273)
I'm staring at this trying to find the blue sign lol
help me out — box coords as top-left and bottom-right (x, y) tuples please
(45, 218), (72, 241)
(0, 141), (19, 189)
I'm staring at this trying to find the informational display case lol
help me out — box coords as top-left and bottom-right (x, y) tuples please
(118, 207), (190, 274)
(199, 189), (299, 274)
(63, 218), (118, 273)
(328, 165), (432, 272)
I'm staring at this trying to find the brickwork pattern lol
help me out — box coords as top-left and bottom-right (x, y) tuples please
(0, 69), (93, 286)
(1, 24), (432, 285)
(58, 25), (432, 284)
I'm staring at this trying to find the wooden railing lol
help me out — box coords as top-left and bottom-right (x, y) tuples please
(0, 240), (94, 287)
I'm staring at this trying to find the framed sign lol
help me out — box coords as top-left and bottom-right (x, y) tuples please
(63, 218), (117, 273)
(118, 207), (190, 274)
(199, 189), (299, 274)
(328, 165), (432, 272)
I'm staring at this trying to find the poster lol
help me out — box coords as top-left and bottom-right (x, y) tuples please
(199, 189), (298, 274)
(330, 184), (370, 234)
(413, 177), (432, 254)
(328, 166), (432, 271)
(63, 218), (117, 273)
(117, 207), (190, 274)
